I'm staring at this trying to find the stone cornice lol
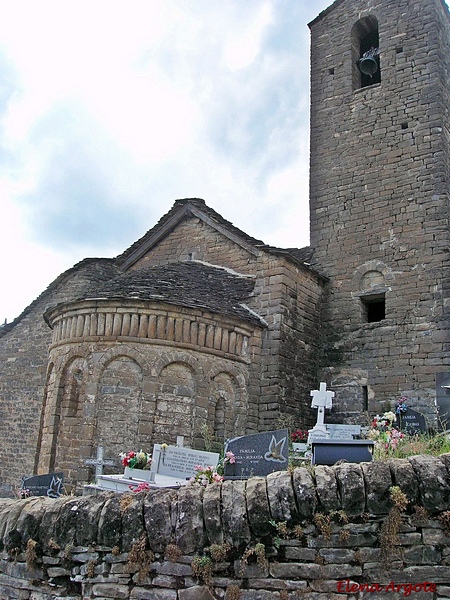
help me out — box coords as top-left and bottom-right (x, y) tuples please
(46, 300), (256, 363)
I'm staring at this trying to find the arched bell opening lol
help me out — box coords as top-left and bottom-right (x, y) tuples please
(351, 15), (381, 90)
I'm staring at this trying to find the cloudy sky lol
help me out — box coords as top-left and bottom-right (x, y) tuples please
(1, 0), (336, 322)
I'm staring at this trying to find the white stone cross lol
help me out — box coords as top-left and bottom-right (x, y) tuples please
(308, 382), (335, 441)
(84, 445), (116, 480)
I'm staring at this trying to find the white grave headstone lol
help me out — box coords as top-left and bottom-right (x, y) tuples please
(84, 442), (220, 495)
(150, 444), (220, 482)
(308, 382), (334, 443)
(326, 424), (361, 440)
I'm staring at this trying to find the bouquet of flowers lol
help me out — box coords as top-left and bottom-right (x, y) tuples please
(189, 452), (235, 485)
(291, 429), (308, 443)
(189, 465), (224, 486)
(367, 411), (405, 454)
(396, 396), (408, 416)
(119, 450), (152, 470)
(371, 410), (397, 431)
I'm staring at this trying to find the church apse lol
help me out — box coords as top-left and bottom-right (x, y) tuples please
(37, 260), (263, 487)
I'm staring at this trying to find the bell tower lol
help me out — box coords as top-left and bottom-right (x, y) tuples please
(308, 0), (450, 422)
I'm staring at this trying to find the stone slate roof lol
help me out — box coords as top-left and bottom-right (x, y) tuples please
(80, 261), (265, 327)
(116, 198), (320, 277)
(1, 198), (321, 337)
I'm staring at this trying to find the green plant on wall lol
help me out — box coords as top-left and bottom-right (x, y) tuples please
(191, 555), (213, 585)
(380, 486), (409, 564)
(240, 543), (267, 576)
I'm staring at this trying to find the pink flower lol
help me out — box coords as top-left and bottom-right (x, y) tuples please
(225, 451), (236, 465)
(130, 482), (150, 493)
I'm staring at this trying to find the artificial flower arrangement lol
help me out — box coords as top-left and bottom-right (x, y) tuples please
(396, 396), (408, 416)
(189, 451), (236, 486)
(367, 409), (405, 453)
(291, 429), (309, 443)
(119, 450), (152, 470)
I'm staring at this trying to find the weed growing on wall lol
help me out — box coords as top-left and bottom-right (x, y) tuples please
(86, 559), (97, 578)
(165, 543), (182, 562)
(126, 533), (155, 581)
(313, 513), (332, 540)
(268, 520), (305, 546)
(207, 542), (231, 562)
(191, 555), (213, 585)
(240, 543), (267, 575)
(438, 510), (450, 533)
(25, 539), (38, 569)
(225, 584), (241, 600)
(380, 486), (409, 564)
(389, 486), (409, 512)
(411, 505), (429, 524)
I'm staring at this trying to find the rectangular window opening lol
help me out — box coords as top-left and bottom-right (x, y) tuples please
(361, 293), (386, 323)
(362, 385), (369, 411)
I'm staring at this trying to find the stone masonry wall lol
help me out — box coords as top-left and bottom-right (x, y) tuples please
(1, 455), (450, 599)
(309, 0), (450, 421)
(130, 216), (324, 430)
(0, 260), (120, 496)
(38, 300), (257, 489)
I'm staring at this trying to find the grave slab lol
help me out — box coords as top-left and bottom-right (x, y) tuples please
(224, 429), (289, 479)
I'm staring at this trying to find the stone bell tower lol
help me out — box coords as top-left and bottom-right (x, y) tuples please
(308, 0), (450, 423)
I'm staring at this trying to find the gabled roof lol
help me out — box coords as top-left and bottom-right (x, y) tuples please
(117, 198), (265, 269)
(116, 198), (321, 277)
(78, 261), (265, 327)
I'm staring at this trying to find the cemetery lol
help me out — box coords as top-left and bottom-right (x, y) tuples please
(0, 0), (449, 594)
(7, 372), (449, 597)
(17, 381), (442, 500)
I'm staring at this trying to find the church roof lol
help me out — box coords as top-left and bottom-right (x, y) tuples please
(79, 261), (265, 327)
(1, 198), (321, 336)
(116, 198), (318, 276)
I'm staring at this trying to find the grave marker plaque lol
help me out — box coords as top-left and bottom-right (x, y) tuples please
(150, 445), (220, 480)
(398, 408), (427, 435)
(326, 424), (361, 439)
(21, 473), (64, 498)
(223, 429), (289, 480)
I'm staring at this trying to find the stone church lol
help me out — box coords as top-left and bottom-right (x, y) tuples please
(0, 0), (449, 494)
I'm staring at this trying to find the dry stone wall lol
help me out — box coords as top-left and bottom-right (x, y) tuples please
(1, 455), (450, 599)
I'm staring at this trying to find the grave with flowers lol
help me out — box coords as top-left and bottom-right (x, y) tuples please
(84, 438), (220, 494)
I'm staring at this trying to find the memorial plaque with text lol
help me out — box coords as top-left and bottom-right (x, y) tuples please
(21, 473), (64, 498)
(398, 408), (427, 435)
(224, 429), (289, 480)
(150, 445), (220, 480)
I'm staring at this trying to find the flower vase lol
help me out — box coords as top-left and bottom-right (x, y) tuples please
(124, 466), (153, 481)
